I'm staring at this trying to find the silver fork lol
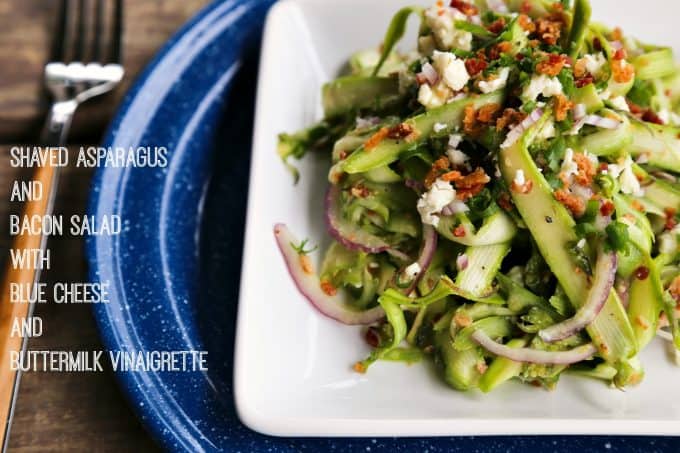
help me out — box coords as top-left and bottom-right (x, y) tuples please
(0, 0), (124, 450)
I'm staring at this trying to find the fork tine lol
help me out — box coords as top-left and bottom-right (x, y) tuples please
(50, 0), (69, 62)
(110, 0), (124, 64)
(73, 0), (87, 62)
(92, 0), (104, 62)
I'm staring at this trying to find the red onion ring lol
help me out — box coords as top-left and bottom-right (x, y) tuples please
(472, 330), (598, 365)
(501, 108), (543, 149)
(403, 225), (438, 294)
(325, 185), (409, 261)
(538, 249), (617, 343)
(418, 63), (439, 86)
(456, 253), (469, 271)
(274, 223), (385, 325)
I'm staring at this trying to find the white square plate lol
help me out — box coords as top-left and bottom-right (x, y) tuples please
(235, 0), (680, 436)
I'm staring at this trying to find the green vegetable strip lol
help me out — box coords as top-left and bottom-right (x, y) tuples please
(632, 48), (676, 81)
(478, 337), (529, 393)
(500, 117), (637, 369)
(356, 296), (407, 371)
(628, 120), (680, 172)
(455, 243), (511, 297)
(627, 254), (664, 350)
(372, 6), (423, 77)
(578, 114), (632, 156)
(322, 76), (402, 118)
(341, 92), (504, 174)
(567, 0), (591, 59)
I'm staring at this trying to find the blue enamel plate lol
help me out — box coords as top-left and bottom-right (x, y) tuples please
(87, 0), (679, 451)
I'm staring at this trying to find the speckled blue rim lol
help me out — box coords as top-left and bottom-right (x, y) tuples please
(86, 0), (680, 451)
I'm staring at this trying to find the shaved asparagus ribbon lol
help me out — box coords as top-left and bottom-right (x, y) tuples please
(325, 185), (409, 261)
(274, 223), (384, 325)
(539, 249), (618, 343)
(472, 330), (598, 365)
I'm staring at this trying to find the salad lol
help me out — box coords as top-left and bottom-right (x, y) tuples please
(274, 0), (680, 392)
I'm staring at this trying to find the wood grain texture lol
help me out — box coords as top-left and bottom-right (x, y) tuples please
(0, 0), (210, 451)
(0, 0), (209, 144)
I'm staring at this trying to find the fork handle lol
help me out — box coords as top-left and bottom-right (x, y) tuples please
(0, 101), (72, 450)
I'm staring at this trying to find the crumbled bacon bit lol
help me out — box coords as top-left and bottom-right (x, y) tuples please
(511, 178), (533, 194)
(454, 167), (491, 189)
(641, 109), (664, 125)
(635, 315), (650, 330)
(528, 39), (540, 48)
(593, 37), (602, 51)
(424, 156), (451, 188)
(463, 104), (478, 135)
(365, 127), (390, 150)
(536, 53), (567, 76)
(365, 327), (381, 348)
(518, 14), (536, 33)
(496, 108), (526, 131)
(299, 255), (314, 275)
(631, 199), (645, 212)
(450, 0), (478, 16)
(575, 74), (594, 88)
(453, 224), (467, 237)
(669, 276), (680, 302)
(476, 361), (489, 375)
(476, 103), (502, 124)
(520, 0), (531, 14)
(488, 41), (512, 60)
(320, 280), (338, 296)
(554, 93), (574, 122)
(387, 123), (414, 139)
(486, 18), (506, 34)
(454, 311), (472, 327)
(573, 152), (596, 186)
(665, 208), (678, 231)
(600, 200), (615, 217)
(498, 192), (514, 211)
(627, 99), (644, 115)
(351, 184), (370, 198)
(574, 58), (588, 78)
(634, 266), (650, 281)
(353, 362), (367, 373)
(612, 59), (635, 83)
(613, 48), (628, 61)
(535, 16), (563, 46)
(555, 189), (586, 217)
(441, 170), (463, 182)
(338, 150), (349, 160)
(465, 57), (488, 77)
(454, 167), (491, 200)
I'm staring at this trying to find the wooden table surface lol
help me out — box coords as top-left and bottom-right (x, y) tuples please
(0, 1), (209, 451)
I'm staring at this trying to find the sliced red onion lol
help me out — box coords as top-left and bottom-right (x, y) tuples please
(583, 114), (621, 129)
(470, 15), (482, 26)
(325, 185), (409, 261)
(538, 249), (617, 343)
(472, 330), (598, 365)
(486, 0), (509, 13)
(403, 225), (438, 294)
(501, 108), (543, 149)
(611, 40), (624, 50)
(274, 223), (385, 325)
(650, 170), (678, 183)
(418, 63), (439, 86)
(441, 199), (469, 216)
(456, 253), (469, 271)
